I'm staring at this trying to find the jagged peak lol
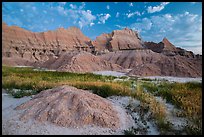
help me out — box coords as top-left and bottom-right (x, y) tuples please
(162, 37), (170, 42)
(162, 37), (173, 45)
(161, 37), (177, 51)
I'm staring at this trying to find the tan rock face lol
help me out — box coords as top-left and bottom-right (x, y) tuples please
(38, 51), (123, 73)
(162, 37), (178, 51)
(110, 28), (144, 51)
(92, 28), (144, 52)
(2, 23), (91, 64)
(91, 33), (112, 52)
(15, 86), (120, 129)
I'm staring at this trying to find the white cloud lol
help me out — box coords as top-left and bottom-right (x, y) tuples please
(147, 2), (170, 13)
(116, 12), (120, 18)
(53, 3), (96, 29)
(90, 22), (95, 26)
(129, 3), (133, 7)
(78, 10), (96, 28)
(126, 11), (141, 18)
(69, 4), (77, 9)
(141, 11), (145, 15)
(130, 18), (152, 32)
(98, 13), (111, 24)
(78, 21), (83, 29)
(128, 12), (202, 54)
(56, 6), (68, 16)
(79, 2), (85, 9)
(106, 5), (110, 10)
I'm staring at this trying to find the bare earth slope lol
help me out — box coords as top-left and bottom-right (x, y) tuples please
(15, 86), (120, 129)
(101, 50), (202, 77)
(37, 51), (123, 73)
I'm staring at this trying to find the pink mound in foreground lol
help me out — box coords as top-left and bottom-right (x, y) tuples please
(15, 86), (120, 129)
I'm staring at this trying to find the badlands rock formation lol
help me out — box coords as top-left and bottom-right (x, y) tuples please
(101, 50), (202, 77)
(144, 41), (164, 53)
(2, 22), (202, 77)
(91, 33), (112, 52)
(145, 37), (198, 58)
(38, 51), (123, 73)
(15, 86), (120, 129)
(101, 50), (165, 69)
(92, 28), (145, 53)
(127, 55), (202, 77)
(2, 22), (92, 65)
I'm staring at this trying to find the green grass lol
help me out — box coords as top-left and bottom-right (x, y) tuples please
(2, 66), (131, 98)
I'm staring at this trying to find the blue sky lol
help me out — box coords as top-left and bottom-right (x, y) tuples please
(2, 2), (202, 54)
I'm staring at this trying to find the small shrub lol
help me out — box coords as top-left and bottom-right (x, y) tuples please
(7, 89), (37, 98)
(124, 128), (135, 135)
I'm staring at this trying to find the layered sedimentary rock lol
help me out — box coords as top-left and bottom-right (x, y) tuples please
(162, 37), (178, 51)
(101, 50), (161, 69)
(91, 33), (112, 52)
(109, 28), (144, 51)
(92, 28), (145, 53)
(2, 22), (92, 65)
(15, 86), (120, 129)
(144, 41), (164, 53)
(127, 55), (202, 77)
(145, 37), (198, 58)
(38, 51), (123, 73)
(101, 50), (202, 77)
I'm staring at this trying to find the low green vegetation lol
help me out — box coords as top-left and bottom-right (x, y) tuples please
(6, 89), (38, 98)
(2, 66), (131, 98)
(2, 66), (202, 135)
(140, 80), (202, 135)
